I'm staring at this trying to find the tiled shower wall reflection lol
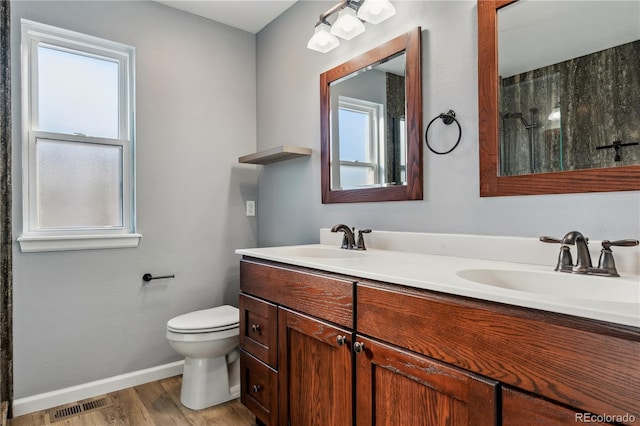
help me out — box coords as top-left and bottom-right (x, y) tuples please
(500, 40), (640, 176)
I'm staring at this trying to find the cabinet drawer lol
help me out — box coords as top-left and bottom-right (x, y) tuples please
(240, 351), (278, 426)
(239, 293), (278, 368)
(240, 259), (354, 328)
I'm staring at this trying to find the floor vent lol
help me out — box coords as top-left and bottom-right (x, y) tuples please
(48, 396), (112, 423)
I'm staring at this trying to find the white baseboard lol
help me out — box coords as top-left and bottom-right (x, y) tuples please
(13, 360), (184, 417)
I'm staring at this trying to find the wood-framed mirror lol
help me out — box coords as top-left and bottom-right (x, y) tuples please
(321, 27), (422, 203)
(478, 0), (640, 196)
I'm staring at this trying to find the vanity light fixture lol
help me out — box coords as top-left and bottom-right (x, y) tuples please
(358, 0), (396, 25)
(307, 0), (396, 53)
(331, 5), (366, 40)
(307, 21), (340, 53)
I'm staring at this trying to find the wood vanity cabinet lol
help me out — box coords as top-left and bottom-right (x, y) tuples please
(239, 258), (640, 426)
(239, 259), (355, 426)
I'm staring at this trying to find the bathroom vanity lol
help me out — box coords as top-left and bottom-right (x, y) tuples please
(236, 232), (639, 425)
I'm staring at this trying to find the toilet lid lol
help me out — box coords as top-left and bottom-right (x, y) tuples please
(167, 305), (239, 333)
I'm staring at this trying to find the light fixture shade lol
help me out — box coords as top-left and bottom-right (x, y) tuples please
(548, 105), (561, 121)
(357, 0), (396, 25)
(330, 7), (366, 40)
(307, 22), (340, 53)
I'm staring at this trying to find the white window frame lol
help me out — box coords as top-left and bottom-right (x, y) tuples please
(18, 20), (140, 252)
(398, 116), (407, 183)
(334, 96), (385, 189)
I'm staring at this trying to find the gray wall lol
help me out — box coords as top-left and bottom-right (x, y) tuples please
(256, 1), (640, 247)
(11, 2), (258, 398)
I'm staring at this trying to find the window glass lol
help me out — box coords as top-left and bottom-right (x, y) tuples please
(340, 165), (374, 188)
(36, 139), (123, 229)
(37, 46), (119, 138)
(338, 108), (370, 162)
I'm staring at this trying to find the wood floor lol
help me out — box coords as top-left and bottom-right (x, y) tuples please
(9, 376), (255, 425)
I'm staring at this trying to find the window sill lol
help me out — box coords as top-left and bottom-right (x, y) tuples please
(18, 233), (142, 253)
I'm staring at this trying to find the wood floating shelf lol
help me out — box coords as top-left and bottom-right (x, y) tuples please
(239, 145), (312, 165)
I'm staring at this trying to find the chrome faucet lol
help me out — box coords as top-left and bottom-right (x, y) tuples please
(331, 224), (356, 250)
(540, 231), (638, 277)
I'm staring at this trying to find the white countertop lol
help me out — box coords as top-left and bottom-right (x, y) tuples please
(236, 243), (640, 327)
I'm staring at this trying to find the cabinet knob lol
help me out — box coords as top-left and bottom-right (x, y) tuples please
(252, 384), (262, 393)
(251, 324), (261, 333)
(353, 341), (365, 353)
(336, 335), (346, 346)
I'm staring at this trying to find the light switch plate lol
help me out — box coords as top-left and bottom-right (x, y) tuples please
(246, 200), (256, 216)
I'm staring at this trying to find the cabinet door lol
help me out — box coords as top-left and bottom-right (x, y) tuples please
(278, 308), (352, 426)
(355, 336), (498, 426)
(502, 387), (612, 425)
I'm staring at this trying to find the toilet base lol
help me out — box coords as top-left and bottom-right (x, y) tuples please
(180, 354), (240, 410)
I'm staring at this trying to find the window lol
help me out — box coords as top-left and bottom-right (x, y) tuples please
(18, 20), (140, 252)
(335, 96), (384, 189)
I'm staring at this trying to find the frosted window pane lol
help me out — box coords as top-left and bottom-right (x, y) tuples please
(38, 46), (119, 138)
(36, 139), (123, 229)
(340, 165), (374, 188)
(338, 109), (370, 162)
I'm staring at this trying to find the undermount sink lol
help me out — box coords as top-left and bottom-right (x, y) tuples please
(457, 268), (640, 304)
(271, 246), (368, 259)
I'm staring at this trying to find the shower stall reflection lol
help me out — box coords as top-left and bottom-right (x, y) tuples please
(499, 72), (563, 177)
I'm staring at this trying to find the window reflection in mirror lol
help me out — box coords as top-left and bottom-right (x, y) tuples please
(329, 52), (406, 190)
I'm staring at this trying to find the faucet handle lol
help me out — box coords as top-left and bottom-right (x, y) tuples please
(356, 229), (372, 250)
(540, 236), (573, 272)
(603, 239), (640, 248)
(596, 240), (638, 277)
(539, 236), (562, 244)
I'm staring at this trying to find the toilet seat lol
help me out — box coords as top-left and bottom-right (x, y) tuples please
(167, 305), (239, 334)
(166, 326), (239, 343)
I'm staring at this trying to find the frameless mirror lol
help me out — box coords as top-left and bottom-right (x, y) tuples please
(478, 0), (640, 196)
(321, 27), (422, 203)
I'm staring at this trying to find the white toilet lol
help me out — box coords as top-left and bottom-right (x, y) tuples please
(166, 305), (241, 410)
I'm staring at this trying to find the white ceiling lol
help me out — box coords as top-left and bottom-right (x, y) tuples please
(154, 0), (298, 34)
